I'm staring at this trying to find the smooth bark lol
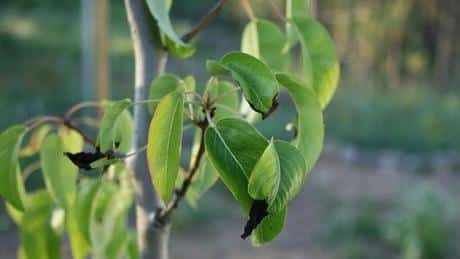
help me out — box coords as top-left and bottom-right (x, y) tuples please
(124, 0), (170, 258)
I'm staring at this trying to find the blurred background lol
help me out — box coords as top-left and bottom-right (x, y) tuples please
(0, 0), (459, 258)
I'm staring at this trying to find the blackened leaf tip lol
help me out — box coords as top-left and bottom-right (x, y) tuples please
(247, 94), (279, 120)
(65, 150), (106, 171)
(241, 200), (269, 239)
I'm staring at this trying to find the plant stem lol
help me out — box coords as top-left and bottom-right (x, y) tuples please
(26, 115), (97, 147)
(182, 0), (231, 43)
(240, 0), (255, 20)
(64, 101), (102, 121)
(156, 120), (208, 223)
(124, 0), (170, 258)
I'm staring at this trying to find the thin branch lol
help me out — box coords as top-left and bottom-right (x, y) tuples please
(26, 115), (63, 129)
(22, 161), (41, 181)
(240, 0), (255, 20)
(26, 115), (96, 147)
(268, 0), (285, 21)
(120, 145), (148, 160)
(72, 117), (100, 129)
(155, 118), (208, 224)
(182, 0), (231, 43)
(64, 101), (102, 121)
(132, 99), (162, 106)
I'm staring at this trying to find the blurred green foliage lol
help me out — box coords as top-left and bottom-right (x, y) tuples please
(385, 183), (457, 259)
(326, 86), (460, 152)
(319, 184), (458, 259)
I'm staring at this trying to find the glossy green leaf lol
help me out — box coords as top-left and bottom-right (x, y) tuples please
(251, 207), (287, 246)
(276, 73), (323, 173)
(286, 0), (310, 48)
(205, 118), (268, 215)
(97, 99), (132, 152)
(41, 134), (78, 207)
(269, 140), (306, 213)
(147, 90), (184, 203)
(58, 128), (84, 153)
(204, 78), (240, 121)
(20, 125), (51, 157)
(291, 17), (340, 108)
(20, 191), (61, 259)
(206, 60), (230, 76)
(148, 74), (181, 114)
(248, 139), (280, 203)
(76, 178), (101, 243)
(242, 19), (288, 71)
(145, 0), (185, 46)
(219, 52), (279, 117)
(0, 125), (27, 210)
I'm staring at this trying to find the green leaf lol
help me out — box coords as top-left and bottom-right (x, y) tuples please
(165, 36), (196, 58)
(97, 99), (132, 152)
(147, 90), (184, 203)
(285, 0), (311, 48)
(251, 207), (287, 246)
(0, 125), (27, 210)
(145, 0), (185, 46)
(20, 191), (61, 259)
(20, 125), (51, 157)
(5, 201), (23, 225)
(67, 207), (90, 259)
(269, 140), (306, 213)
(183, 75), (196, 92)
(291, 17), (340, 108)
(127, 232), (140, 259)
(90, 180), (133, 259)
(205, 118), (269, 215)
(206, 60), (230, 76)
(204, 78), (240, 121)
(219, 52), (280, 117)
(276, 73), (323, 173)
(248, 139), (280, 203)
(115, 110), (133, 153)
(76, 179), (101, 243)
(148, 74), (181, 114)
(58, 128), (84, 153)
(41, 134), (78, 207)
(242, 19), (288, 71)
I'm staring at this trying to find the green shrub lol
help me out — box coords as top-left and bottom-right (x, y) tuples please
(326, 86), (460, 153)
(384, 183), (457, 259)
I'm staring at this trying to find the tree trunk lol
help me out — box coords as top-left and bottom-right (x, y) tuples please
(434, 0), (455, 89)
(81, 0), (109, 101)
(124, 0), (170, 258)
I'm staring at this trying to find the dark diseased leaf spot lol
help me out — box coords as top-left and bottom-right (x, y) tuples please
(65, 149), (106, 170)
(241, 200), (269, 239)
(248, 94), (279, 120)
